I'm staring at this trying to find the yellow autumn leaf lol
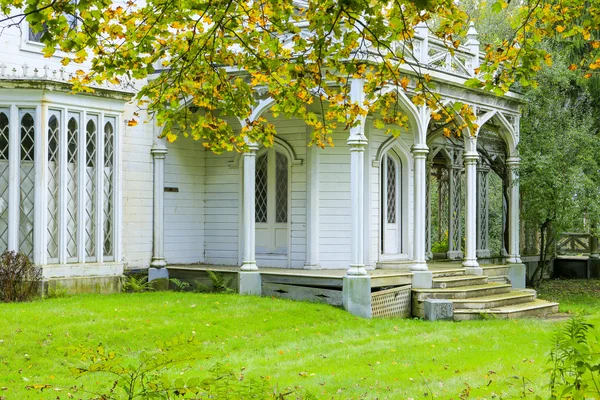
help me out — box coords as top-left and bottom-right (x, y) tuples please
(556, 25), (565, 33)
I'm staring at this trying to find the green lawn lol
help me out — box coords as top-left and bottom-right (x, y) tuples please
(0, 280), (598, 399)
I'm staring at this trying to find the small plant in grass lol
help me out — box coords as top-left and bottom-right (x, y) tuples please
(0, 250), (41, 302)
(121, 275), (154, 293)
(547, 316), (600, 399)
(206, 270), (234, 293)
(30, 333), (293, 399)
(46, 283), (69, 299)
(169, 277), (191, 291)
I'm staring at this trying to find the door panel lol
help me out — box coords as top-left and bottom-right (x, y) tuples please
(382, 153), (401, 254)
(255, 149), (289, 256)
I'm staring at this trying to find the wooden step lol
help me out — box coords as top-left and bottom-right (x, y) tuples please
(451, 291), (535, 310)
(432, 275), (488, 288)
(412, 283), (512, 301)
(453, 299), (559, 321)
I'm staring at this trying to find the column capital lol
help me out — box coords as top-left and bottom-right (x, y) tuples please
(463, 151), (479, 163)
(347, 136), (368, 148)
(244, 141), (260, 153)
(411, 144), (429, 158)
(506, 156), (520, 167)
(151, 145), (168, 159)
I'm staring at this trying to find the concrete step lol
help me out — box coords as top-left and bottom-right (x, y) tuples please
(451, 291), (536, 310)
(432, 275), (488, 288)
(480, 265), (510, 277)
(375, 260), (414, 269)
(453, 299), (559, 321)
(412, 283), (512, 301)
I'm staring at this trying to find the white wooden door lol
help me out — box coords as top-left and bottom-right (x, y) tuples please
(255, 149), (289, 255)
(382, 152), (401, 254)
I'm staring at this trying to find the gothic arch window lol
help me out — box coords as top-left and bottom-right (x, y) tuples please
(381, 150), (402, 255)
(19, 112), (35, 258)
(103, 120), (115, 260)
(47, 114), (60, 261)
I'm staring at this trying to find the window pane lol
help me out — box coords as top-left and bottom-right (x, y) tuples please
(85, 119), (97, 259)
(66, 117), (79, 260)
(255, 153), (268, 223)
(275, 152), (288, 223)
(47, 115), (60, 260)
(19, 113), (35, 258)
(386, 156), (397, 224)
(103, 121), (114, 258)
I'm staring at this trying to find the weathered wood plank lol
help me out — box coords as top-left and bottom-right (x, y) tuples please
(260, 274), (343, 288)
(262, 283), (343, 306)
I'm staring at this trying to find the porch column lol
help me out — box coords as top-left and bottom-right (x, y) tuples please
(241, 144), (259, 271)
(463, 148), (481, 274)
(150, 142), (167, 269)
(411, 144), (429, 270)
(506, 157), (522, 264)
(239, 143), (261, 295)
(305, 128), (320, 269)
(476, 160), (491, 258)
(342, 78), (371, 318)
(425, 158), (432, 259)
(447, 151), (463, 260)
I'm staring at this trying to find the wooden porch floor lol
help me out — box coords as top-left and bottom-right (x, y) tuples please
(167, 262), (474, 289)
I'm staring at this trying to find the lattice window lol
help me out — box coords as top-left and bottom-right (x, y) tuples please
(66, 117), (79, 259)
(438, 167), (449, 242)
(275, 152), (288, 223)
(85, 119), (97, 259)
(103, 121), (114, 258)
(386, 156), (397, 224)
(255, 153), (268, 223)
(425, 161), (431, 253)
(450, 167), (462, 252)
(477, 169), (489, 249)
(0, 112), (9, 253)
(47, 115), (60, 260)
(19, 113), (35, 258)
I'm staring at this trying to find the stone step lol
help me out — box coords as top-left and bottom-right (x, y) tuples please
(375, 260), (414, 269)
(451, 291), (536, 310)
(430, 268), (466, 278)
(480, 265), (510, 277)
(453, 299), (559, 321)
(432, 275), (488, 289)
(487, 275), (509, 284)
(412, 283), (512, 301)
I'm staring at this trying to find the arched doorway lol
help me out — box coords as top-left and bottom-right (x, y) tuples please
(255, 147), (289, 259)
(381, 149), (402, 256)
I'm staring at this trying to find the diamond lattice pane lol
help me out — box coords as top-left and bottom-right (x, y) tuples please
(0, 112), (9, 253)
(85, 120), (97, 259)
(19, 113), (35, 258)
(46, 115), (60, 260)
(66, 118), (79, 259)
(255, 153), (268, 223)
(275, 152), (288, 223)
(386, 156), (397, 224)
(103, 122), (114, 257)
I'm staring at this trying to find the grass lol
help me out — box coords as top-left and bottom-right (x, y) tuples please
(0, 279), (598, 399)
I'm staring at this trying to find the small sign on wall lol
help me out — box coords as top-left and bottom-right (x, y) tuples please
(164, 187), (179, 193)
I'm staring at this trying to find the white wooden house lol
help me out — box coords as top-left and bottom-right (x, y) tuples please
(0, 17), (552, 319)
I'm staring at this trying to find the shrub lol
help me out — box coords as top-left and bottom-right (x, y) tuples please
(0, 251), (41, 302)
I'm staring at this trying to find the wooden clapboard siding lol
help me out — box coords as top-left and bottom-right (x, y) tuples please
(318, 130), (351, 268)
(203, 149), (240, 266)
(164, 138), (205, 264)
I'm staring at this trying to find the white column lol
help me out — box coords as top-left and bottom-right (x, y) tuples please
(7, 105), (19, 252)
(411, 144), (428, 271)
(463, 150), (481, 273)
(304, 130), (320, 269)
(348, 138), (367, 275)
(150, 142), (167, 268)
(33, 105), (44, 265)
(507, 156), (522, 264)
(241, 144), (258, 271)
